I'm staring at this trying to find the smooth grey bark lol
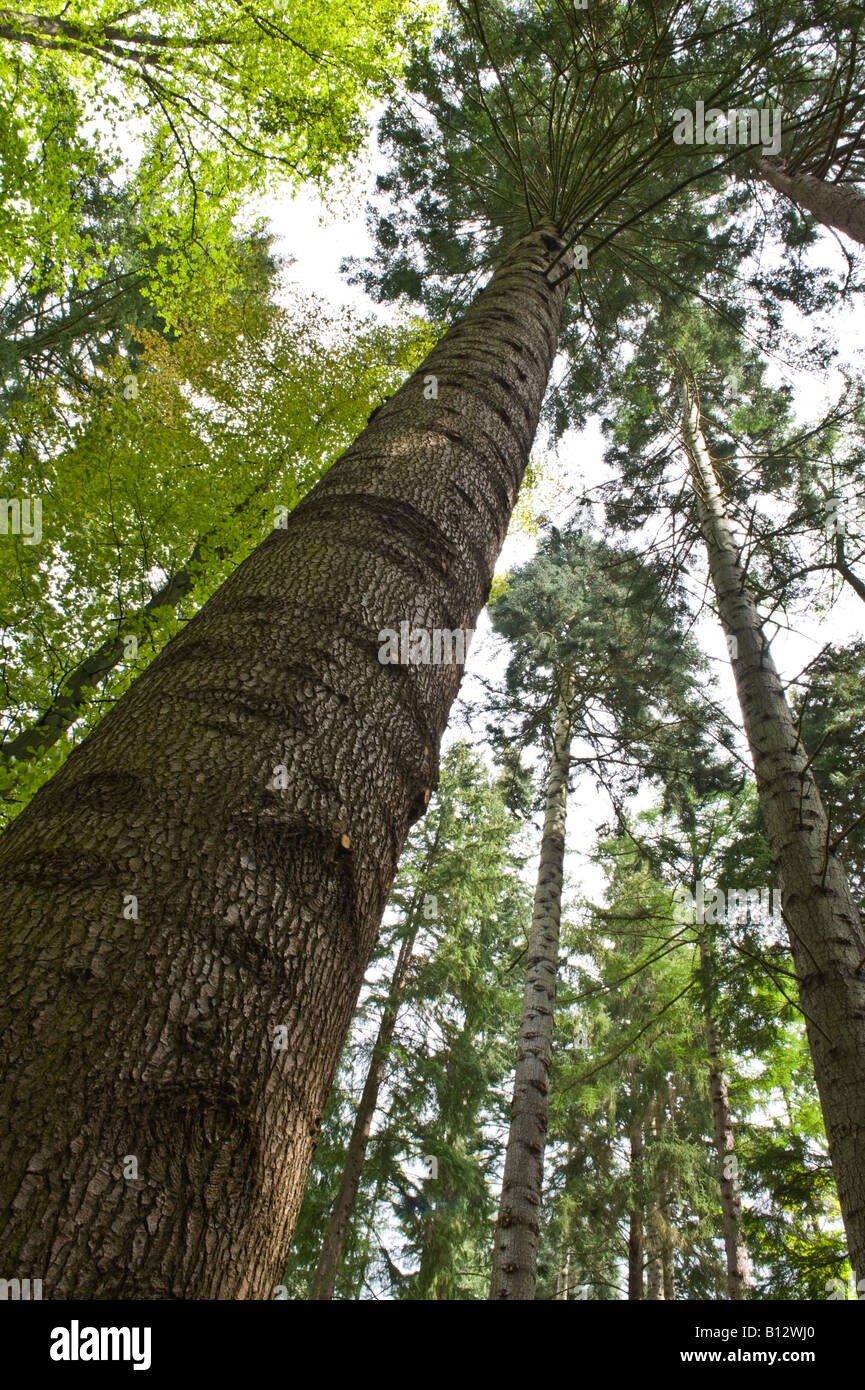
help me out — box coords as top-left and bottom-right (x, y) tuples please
(699, 936), (751, 1299)
(755, 156), (865, 247)
(309, 907), (422, 1300)
(679, 372), (865, 1284)
(0, 225), (573, 1299)
(490, 684), (572, 1300)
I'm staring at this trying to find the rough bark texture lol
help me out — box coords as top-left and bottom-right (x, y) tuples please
(309, 908), (421, 1300)
(699, 937), (750, 1299)
(627, 1106), (644, 1301)
(680, 374), (865, 1283)
(0, 226), (573, 1299)
(756, 156), (865, 247)
(490, 686), (572, 1300)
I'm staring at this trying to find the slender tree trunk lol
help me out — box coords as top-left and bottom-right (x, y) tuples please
(644, 1113), (664, 1303)
(627, 1106), (644, 1301)
(699, 936), (751, 1299)
(645, 1228), (664, 1300)
(661, 1221), (675, 1302)
(490, 684), (572, 1300)
(644, 1105), (666, 1301)
(309, 910), (422, 1300)
(679, 372), (865, 1283)
(555, 1247), (571, 1300)
(755, 156), (865, 247)
(0, 226), (573, 1299)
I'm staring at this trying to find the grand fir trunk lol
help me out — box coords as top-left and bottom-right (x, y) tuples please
(755, 156), (865, 247)
(309, 905), (422, 1300)
(680, 373), (865, 1282)
(627, 1105), (644, 1301)
(698, 936), (750, 1299)
(644, 1134), (664, 1300)
(645, 1225), (664, 1299)
(644, 1104), (665, 1301)
(661, 1216), (675, 1302)
(555, 1248), (571, 1300)
(490, 684), (572, 1300)
(0, 225), (573, 1299)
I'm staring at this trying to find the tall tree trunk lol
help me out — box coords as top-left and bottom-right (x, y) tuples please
(309, 906), (422, 1300)
(627, 1078), (644, 1301)
(490, 684), (573, 1300)
(555, 1246), (571, 1300)
(679, 370), (865, 1283)
(645, 1225), (664, 1299)
(661, 1218), (675, 1302)
(0, 225), (573, 1299)
(644, 1104), (666, 1301)
(755, 156), (865, 247)
(699, 935), (751, 1299)
(644, 1111), (665, 1303)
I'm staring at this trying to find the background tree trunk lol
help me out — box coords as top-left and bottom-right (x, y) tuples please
(645, 1103), (666, 1301)
(555, 1247), (571, 1300)
(699, 936), (751, 1299)
(627, 1095), (644, 1300)
(680, 371), (865, 1283)
(755, 156), (865, 246)
(661, 1215), (675, 1302)
(490, 683), (573, 1299)
(0, 226), (573, 1299)
(309, 901), (423, 1300)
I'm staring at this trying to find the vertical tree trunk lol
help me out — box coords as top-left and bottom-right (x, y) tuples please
(699, 936), (751, 1299)
(679, 371), (865, 1283)
(555, 1247), (571, 1300)
(490, 684), (573, 1299)
(755, 156), (865, 247)
(0, 226), (573, 1299)
(644, 1104), (666, 1301)
(645, 1232), (664, 1300)
(309, 907), (422, 1300)
(661, 1197), (675, 1302)
(627, 1098), (644, 1300)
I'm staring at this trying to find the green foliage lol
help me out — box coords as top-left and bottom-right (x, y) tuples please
(0, 281), (435, 822)
(0, 0), (428, 316)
